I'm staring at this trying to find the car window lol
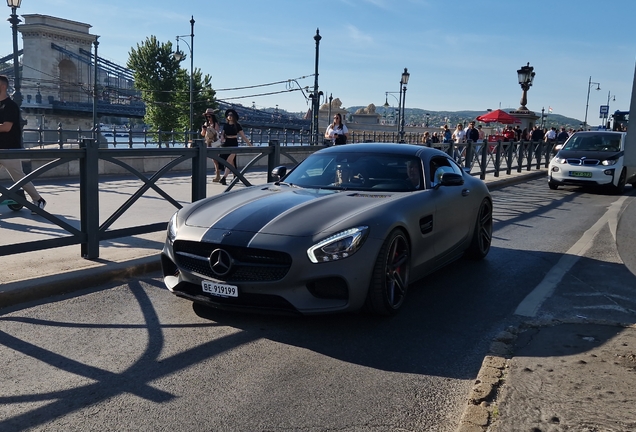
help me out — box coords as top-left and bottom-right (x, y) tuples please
(563, 133), (622, 152)
(283, 153), (423, 192)
(430, 155), (462, 187)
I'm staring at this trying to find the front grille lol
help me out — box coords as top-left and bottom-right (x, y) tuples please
(173, 240), (292, 282)
(566, 158), (600, 166)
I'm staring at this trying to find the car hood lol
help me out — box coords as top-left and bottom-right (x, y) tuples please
(185, 185), (400, 237)
(557, 149), (623, 161)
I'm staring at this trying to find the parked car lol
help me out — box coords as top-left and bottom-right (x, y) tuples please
(548, 131), (636, 194)
(161, 143), (493, 315)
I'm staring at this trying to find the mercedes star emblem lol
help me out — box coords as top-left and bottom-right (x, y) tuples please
(209, 249), (233, 277)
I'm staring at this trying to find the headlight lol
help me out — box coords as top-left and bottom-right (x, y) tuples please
(554, 157), (567, 164)
(167, 212), (179, 244)
(307, 226), (369, 263)
(601, 159), (617, 166)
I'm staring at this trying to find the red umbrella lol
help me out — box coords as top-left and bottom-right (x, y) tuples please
(475, 109), (521, 124)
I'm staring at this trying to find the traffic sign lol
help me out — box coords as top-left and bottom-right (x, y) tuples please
(599, 105), (609, 115)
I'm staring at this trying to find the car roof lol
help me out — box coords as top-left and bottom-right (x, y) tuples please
(573, 131), (625, 137)
(316, 143), (448, 158)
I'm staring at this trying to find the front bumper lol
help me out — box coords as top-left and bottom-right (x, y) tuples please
(161, 234), (383, 315)
(549, 163), (616, 187)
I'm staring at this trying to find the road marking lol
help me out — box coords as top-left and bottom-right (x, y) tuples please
(514, 196), (628, 317)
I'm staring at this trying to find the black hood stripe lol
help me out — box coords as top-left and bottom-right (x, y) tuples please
(209, 190), (318, 234)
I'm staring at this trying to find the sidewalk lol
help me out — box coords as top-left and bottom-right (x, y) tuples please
(458, 194), (636, 432)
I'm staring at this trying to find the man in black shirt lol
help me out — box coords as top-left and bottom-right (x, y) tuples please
(0, 75), (46, 212)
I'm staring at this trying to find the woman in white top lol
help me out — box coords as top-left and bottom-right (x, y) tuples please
(325, 113), (349, 145)
(452, 123), (466, 143)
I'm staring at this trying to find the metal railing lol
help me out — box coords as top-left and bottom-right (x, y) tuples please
(0, 139), (322, 259)
(1, 135), (551, 259)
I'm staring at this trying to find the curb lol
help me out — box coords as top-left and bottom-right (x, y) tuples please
(0, 255), (161, 309)
(455, 318), (636, 432)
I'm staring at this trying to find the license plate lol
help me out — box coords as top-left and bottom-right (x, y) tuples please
(569, 171), (592, 178)
(202, 280), (238, 298)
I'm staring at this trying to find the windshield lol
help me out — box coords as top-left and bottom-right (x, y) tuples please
(562, 132), (622, 152)
(282, 152), (423, 192)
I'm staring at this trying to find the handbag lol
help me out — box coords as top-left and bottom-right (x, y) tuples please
(335, 134), (347, 145)
(209, 139), (222, 148)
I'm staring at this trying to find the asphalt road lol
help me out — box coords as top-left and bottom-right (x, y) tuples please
(1, 178), (634, 432)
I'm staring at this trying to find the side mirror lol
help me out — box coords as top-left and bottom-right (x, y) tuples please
(271, 166), (287, 182)
(439, 172), (464, 187)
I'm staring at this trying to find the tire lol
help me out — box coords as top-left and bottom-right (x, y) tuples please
(464, 198), (493, 260)
(548, 178), (559, 190)
(364, 229), (410, 315)
(613, 168), (626, 195)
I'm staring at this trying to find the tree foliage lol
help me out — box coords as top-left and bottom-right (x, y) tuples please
(127, 36), (216, 134)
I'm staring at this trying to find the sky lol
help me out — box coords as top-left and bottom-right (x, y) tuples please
(1, 0), (635, 124)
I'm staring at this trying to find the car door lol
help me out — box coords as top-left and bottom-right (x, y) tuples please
(429, 156), (472, 261)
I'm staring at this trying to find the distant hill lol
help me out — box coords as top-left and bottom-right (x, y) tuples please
(346, 106), (583, 129)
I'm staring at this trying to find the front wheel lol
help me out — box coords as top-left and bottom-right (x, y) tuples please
(612, 168), (626, 195)
(548, 178), (559, 190)
(464, 198), (493, 260)
(364, 229), (410, 315)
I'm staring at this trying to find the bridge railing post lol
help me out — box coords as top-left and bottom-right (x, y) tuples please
(267, 140), (281, 182)
(80, 138), (100, 259)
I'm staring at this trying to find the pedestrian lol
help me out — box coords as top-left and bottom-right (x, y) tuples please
(219, 108), (253, 186)
(544, 126), (557, 143)
(514, 125), (522, 141)
(503, 126), (516, 142)
(477, 125), (486, 142)
(556, 126), (569, 142)
(0, 75), (46, 213)
(421, 131), (431, 145)
(531, 125), (544, 142)
(431, 132), (440, 144)
(466, 121), (479, 143)
(452, 123), (466, 162)
(442, 125), (452, 143)
(325, 113), (349, 145)
(201, 108), (222, 182)
(452, 123), (466, 143)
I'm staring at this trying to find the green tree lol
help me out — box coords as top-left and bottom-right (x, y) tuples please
(172, 61), (216, 133)
(127, 36), (181, 133)
(127, 36), (217, 137)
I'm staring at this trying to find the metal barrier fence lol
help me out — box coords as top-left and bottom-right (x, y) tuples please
(1, 137), (551, 259)
(0, 139), (321, 259)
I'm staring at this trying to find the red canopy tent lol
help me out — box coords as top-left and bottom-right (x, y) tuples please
(475, 109), (521, 124)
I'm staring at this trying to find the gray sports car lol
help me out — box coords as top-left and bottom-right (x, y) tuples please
(161, 143), (492, 315)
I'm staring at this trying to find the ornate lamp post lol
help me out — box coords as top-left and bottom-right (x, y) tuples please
(383, 91), (400, 128)
(312, 28), (321, 145)
(7, 0), (22, 107)
(399, 67), (410, 143)
(516, 62), (535, 111)
(583, 76), (600, 129)
(173, 16), (195, 136)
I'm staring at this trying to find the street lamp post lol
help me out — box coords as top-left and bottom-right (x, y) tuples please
(312, 28), (321, 145)
(383, 91), (400, 129)
(540, 107), (545, 128)
(399, 67), (410, 143)
(173, 16), (195, 137)
(425, 113), (430, 128)
(583, 76), (600, 130)
(605, 91), (615, 129)
(92, 37), (99, 140)
(7, 0), (22, 108)
(516, 62), (535, 111)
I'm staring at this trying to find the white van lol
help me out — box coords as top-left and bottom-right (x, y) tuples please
(548, 131), (636, 194)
